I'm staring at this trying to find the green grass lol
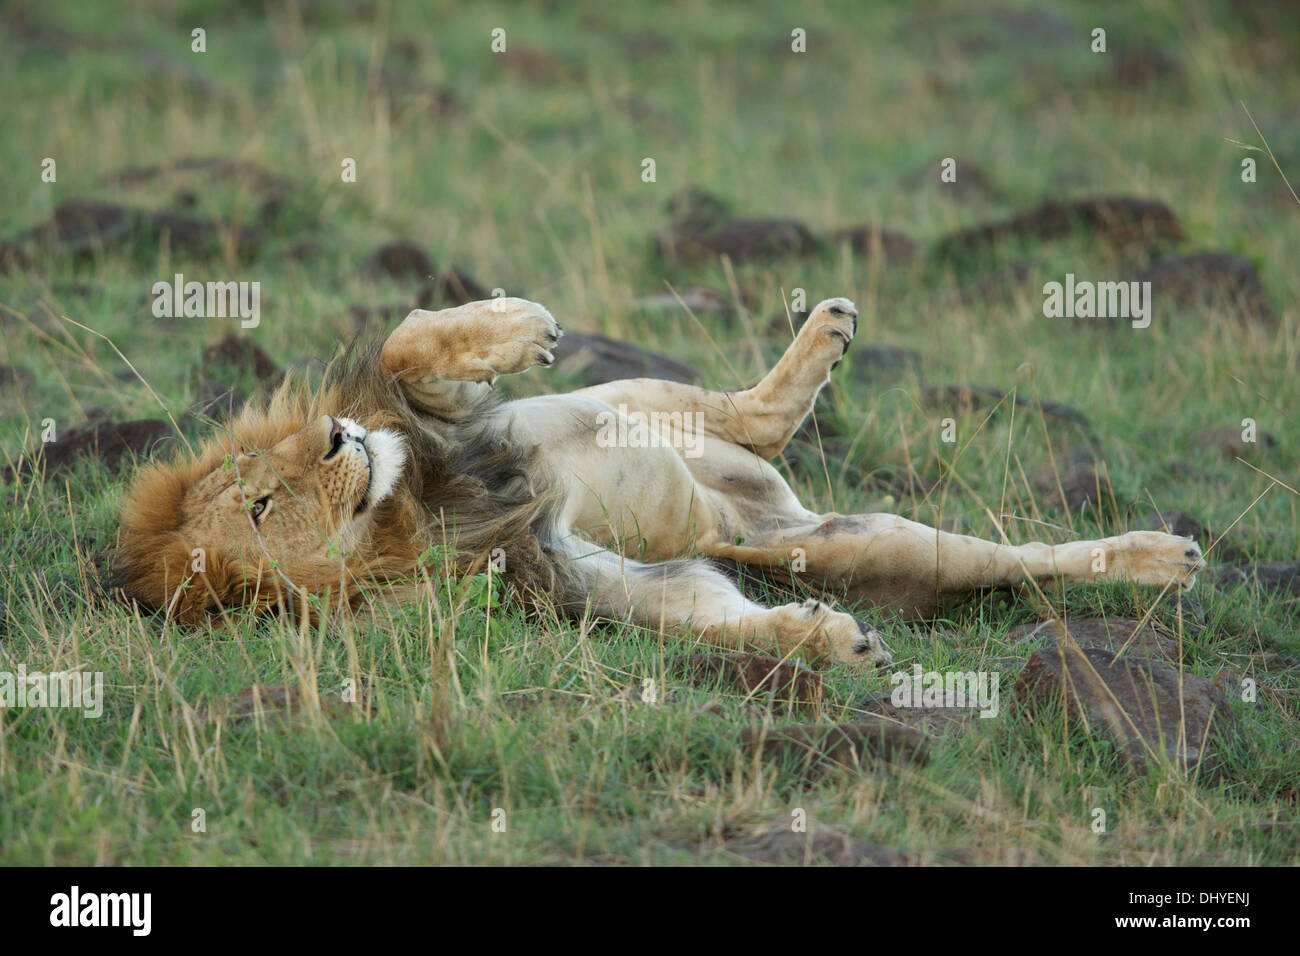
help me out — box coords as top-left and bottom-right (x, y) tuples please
(1, 0), (1297, 865)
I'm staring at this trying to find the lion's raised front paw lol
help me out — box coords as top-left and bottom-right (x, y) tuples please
(472, 297), (563, 379)
(388, 297), (564, 384)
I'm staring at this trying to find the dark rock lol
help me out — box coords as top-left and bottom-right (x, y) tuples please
(21, 199), (263, 259)
(361, 240), (434, 282)
(740, 718), (930, 768)
(1013, 645), (1239, 777)
(1206, 562), (1300, 597)
(194, 334), (282, 417)
(858, 694), (983, 736)
(673, 651), (824, 714)
(10, 419), (173, 479)
(847, 345), (924, 381)
(921, 384), (1095, 435)
(552, 331), (701, 386)
(656, 188), (821, 265)
(1132, 252), (1276, 323)
(1033, 460), (1112, 512)
(1009, 617), (1182, 662)
(200, 334), (281, 386)
(934, 197), (1184, 258)
(827, 225), (919, 261)
(1139, 508), (1244, 564)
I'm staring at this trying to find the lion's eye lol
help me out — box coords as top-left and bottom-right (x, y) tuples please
(248, 496), (271, 522)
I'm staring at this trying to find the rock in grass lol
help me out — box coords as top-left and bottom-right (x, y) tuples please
(933, 196), (1184, 258)
(1139, 508), (1245, 564)
(361, 240), (434, 283)
(1012, 645), (1238, 778)
(826, 224), (919, 261)
(673, 651), (824, 714)
(921, 384), (1096, 438)
(191, 334), (283, 419)
(20, 199), (263, 259)
(551, 331), (700, 386)
(1009, 617), (1182, 663)
(1206, 562), (1300, 598)
(1131, 252), (1276, 324)
(200, 334), (281, 386)
(655, 188), (821, 265)
(1031, 451), (1113, 512)
(740, 718), (930, 768)
(858, 694), (984, 736)
(7, 419), (174, 480)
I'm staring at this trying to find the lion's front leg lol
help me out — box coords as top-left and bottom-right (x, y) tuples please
(381, 297), (562, 387)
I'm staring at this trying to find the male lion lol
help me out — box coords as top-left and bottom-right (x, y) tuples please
(114, 297), (1204, 667)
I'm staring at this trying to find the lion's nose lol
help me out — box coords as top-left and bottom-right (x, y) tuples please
(323, 417), (346, 460)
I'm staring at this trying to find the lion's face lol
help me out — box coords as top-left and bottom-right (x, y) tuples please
(184, 415), (405, 560)
(115, 410), (408, 621)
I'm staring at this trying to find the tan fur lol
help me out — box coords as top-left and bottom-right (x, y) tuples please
(114, 297), (1204, 668)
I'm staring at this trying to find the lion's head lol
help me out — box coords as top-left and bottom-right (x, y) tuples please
(112, 374), (413, 623)
(112, 343), (567, 625)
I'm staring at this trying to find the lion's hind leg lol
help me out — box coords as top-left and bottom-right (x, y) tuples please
(709, 513), (1205, 618)
(574, 297), (859, 459)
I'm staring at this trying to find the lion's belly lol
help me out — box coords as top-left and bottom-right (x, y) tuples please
(504, 394), (716, 559)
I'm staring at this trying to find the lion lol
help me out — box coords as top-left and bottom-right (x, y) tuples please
(113, 296), (1204, 668)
